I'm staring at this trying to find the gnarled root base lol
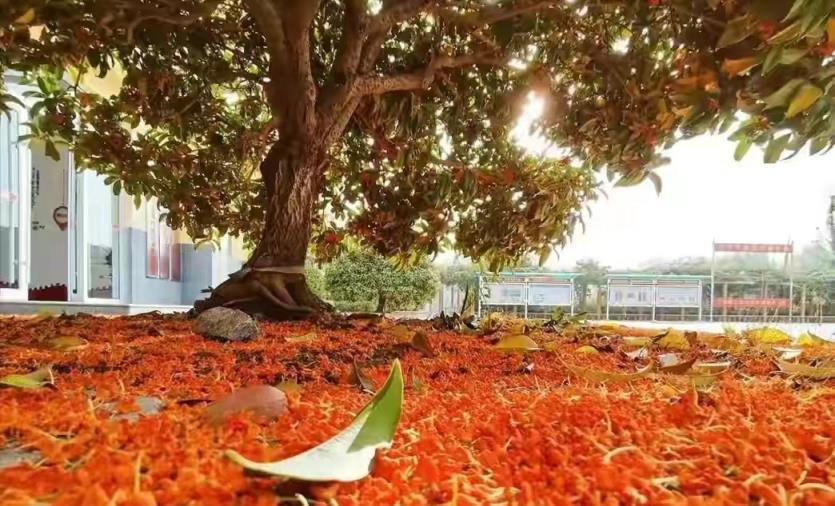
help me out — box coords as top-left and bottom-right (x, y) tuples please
(191, 270), (331, 321)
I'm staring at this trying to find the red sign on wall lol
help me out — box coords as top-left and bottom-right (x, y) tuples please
(713, 243), (792, 253)
(714, 298), (791, 309)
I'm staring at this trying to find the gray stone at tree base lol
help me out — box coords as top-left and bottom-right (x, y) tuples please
(192, 307), (259, 342)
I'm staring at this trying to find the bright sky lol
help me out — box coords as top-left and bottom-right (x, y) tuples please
(510, 94), (835, 270)
(550, 136), (835, 269)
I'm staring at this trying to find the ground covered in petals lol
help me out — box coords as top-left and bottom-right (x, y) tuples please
(0, 313), (834, 506)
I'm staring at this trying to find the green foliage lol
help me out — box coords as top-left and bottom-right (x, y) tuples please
(1, 0), (834, 270)
(304, 260), (327, 300)
(324, 249), (438, 313)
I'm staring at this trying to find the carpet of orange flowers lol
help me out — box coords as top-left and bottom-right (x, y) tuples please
(0, 313), (834, 506)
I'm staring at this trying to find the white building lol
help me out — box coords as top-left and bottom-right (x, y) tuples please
(0, 74), (247, 314)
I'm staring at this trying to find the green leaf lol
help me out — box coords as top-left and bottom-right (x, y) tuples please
(780, 48), (808, 65)
(810, 136), (829, 154)
(762, 47), (783, 75)
(783, 0), (809, 21)
(0, 93), (24, 108)
(717, 15), (756, 48)
(734, 137), (752, 161)
(764, 134), (791, 163)
(112, 181), (122, 195)
(786, 83), (823, 118)
(44, 139), (60, 161)
(0, 367), (54, 389)
(763, 78), (805, 109)
(768, 20), (804, 44)
(225, 359), (404, 482)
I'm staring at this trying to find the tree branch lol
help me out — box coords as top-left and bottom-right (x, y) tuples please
(435, 0), (562, 28)
(245, 0), (320, 139)
(332, 0), (370, 79)
(245, 0), (289, 67)
(369, 0), (433, 32)
(357, 53), (511, 94)
(317, 0), (369, 133)
(122, 0), (223, 43)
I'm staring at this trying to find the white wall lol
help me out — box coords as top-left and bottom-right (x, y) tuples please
(29, 141), (70, 296)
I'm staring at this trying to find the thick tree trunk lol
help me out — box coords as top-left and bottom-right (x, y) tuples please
(249, 141), (320, 268)
(193, 141), (331, 319)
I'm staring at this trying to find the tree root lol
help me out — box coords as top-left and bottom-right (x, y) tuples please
(191, 270), (331, 320)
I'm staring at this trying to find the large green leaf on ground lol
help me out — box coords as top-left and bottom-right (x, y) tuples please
(225, 359), (404, 482)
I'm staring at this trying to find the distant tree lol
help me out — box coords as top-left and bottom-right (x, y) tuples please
(573, 258), (608, 312)
(439, 262), (481, 314)
(325, 249), (438, 313)
(639, 255), (779, 276)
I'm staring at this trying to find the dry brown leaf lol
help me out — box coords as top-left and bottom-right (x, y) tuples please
(693, 361), (732, 374)
(388, 324), (414, 342)
(410, 331), (436, 357)
(658, 357), (697, 375)
(777, 360), (835, 379)
(286, 332), (317, 344)
(205, 386), (288, 426)
(349, 360), (376, 392)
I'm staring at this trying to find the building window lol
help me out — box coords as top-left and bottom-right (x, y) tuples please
(1, 109), (21, 290)
(146, 203), (181, 281)
(87, 173), (119, 299)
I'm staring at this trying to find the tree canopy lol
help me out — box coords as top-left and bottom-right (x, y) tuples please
(2, 1), (835, 276)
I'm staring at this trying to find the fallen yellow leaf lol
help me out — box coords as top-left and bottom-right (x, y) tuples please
(747, 327), (791, 345)
(656, 330), (691, 350)
(495, 334), (540, 352)
(795, 332), (830, 347)
(45, 335), (89, 352)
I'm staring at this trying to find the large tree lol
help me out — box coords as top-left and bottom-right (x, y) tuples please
(2, 1), (834, 318)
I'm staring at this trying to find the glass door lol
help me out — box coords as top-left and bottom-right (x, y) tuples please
(0, 107), (30, 300)
(73, 170), (120, 302)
